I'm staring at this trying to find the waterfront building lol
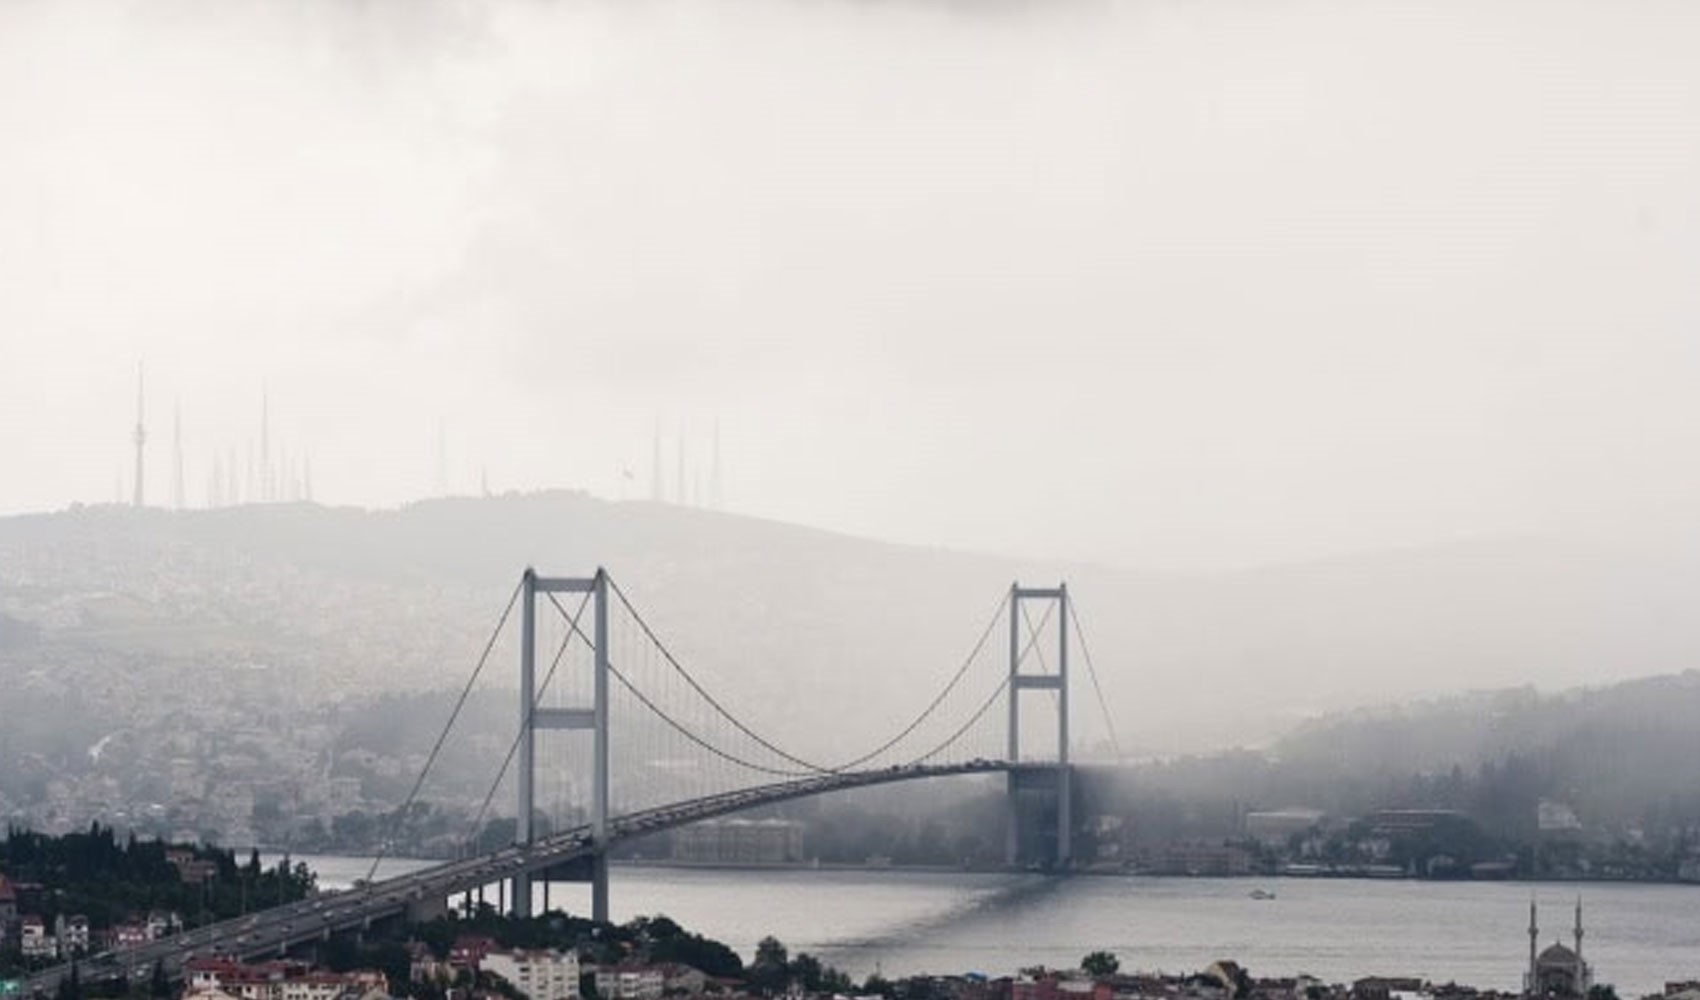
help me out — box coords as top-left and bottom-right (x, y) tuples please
(670, 819), (805, 865)
(1244, 809), (1326, 845)
(1140, 841), (1254, 876)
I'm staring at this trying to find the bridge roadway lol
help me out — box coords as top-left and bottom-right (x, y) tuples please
(24, 760), (1048, 998)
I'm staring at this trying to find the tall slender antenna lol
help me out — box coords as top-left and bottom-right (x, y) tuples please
(172, 400), (185, 510)
(131, 362), (147, 508)
(711, 418), (722, 510)
(260, 389), (271, 503)
(675, 424), (686, 506)
(651, 418), (664, 502)
(436, 419), (448, 497)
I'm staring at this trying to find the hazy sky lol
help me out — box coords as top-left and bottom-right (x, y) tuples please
(3, 0), (1698, 570)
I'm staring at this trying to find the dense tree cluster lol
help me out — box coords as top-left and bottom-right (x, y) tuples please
(1, 825), (313, 934)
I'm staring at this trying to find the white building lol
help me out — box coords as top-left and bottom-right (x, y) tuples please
(593, 965), (665, 1000)
(55, 914), (90, 955)
(279, 974), (355, 1000)
(20, 916), (58, 960)
(145, 910), (182, 940)
(484, 949), (581, 1000)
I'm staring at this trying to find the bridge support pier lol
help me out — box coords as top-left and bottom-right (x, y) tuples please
(517, 568), (611, 922)
(1006, 582), (1073, 870)
(407, 896), (449, 923)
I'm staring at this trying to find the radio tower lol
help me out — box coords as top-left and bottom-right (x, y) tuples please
(260, 390), (271, 502)
(711, 418), (722, 510)
(172, 400), (185, 510)
(131, 362), (147, 507)
(651, 419), (664, 502)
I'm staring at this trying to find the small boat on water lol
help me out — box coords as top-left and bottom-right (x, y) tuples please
(1248, 888), (1277, 900)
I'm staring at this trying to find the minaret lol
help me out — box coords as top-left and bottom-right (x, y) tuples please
(1526, 897), (1538, 995)
(1573, 896), (1586, 992)
(172, 400), (185, 510)
(131, 362), (147, 507)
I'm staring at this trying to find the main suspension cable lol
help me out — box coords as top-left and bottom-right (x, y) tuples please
(607, 575), (832, 774)
(540, 595), (812, 782)
(464, 589), (593, 850)
(825, 592), (1008, 771)
(1068, 595), (1125, 763)
(906, 674), (1012, 766)
(367, 577), (523, 884)
(542, 591), (818, 779)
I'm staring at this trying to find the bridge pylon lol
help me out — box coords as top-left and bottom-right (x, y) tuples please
(1005, 582), (1072, 869)
(517, 567), (610, 922)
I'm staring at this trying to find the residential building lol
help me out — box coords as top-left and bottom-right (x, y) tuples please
(111, 924), (151, 950)
(484, 949), (580, 1000)
(593, 963), (665, 1000)
(451, 935), (500, 973)
(146, 909), (182, 940)
(20, 915), (57, 960)
(54, 914), (90, 955)
(656, 964), (707, 995)
(184, 959), (386, 1000)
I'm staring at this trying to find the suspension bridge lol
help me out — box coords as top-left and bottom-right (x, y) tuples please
(25, 568), (1120, 997)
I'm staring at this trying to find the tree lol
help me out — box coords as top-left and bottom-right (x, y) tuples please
(149, 960), (171, 999)
(1081, 952), (1120, 978)
(750, 937), (789, 995)
(55, 963), (81, 1000)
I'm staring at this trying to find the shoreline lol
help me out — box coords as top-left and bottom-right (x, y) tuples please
(291, 852), (1700, 888)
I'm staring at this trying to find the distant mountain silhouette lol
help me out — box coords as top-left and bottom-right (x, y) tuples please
(3, 493), (1700, 757)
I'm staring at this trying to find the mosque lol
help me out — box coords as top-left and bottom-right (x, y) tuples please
(1526, 898), (1592, 997)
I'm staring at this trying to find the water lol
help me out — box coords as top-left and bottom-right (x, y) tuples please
(295, 857), (1700, 998)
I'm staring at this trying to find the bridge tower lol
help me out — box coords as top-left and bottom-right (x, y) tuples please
(1005, 582), (1072, 868)
(516, 568), (611, 922)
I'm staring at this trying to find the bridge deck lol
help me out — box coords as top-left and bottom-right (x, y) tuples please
(23, 760), (1055, 996)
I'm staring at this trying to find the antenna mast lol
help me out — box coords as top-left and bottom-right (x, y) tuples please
(132, 362), (147, 507)
(172, 400), (185, 510)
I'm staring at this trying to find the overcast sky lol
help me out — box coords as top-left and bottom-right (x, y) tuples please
(2, 0), (1698, 571)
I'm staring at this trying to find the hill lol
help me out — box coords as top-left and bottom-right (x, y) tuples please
(5, 494), (1700, 842)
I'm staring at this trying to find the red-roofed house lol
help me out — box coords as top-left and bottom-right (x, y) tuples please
(451, 935), (499, 972)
